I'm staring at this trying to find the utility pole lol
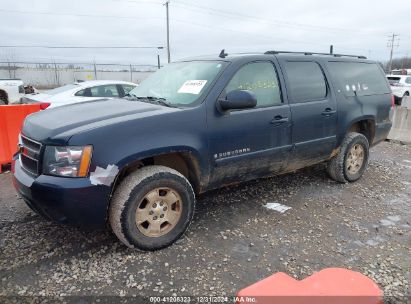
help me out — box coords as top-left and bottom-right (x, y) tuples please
(130, 64), (133, 82)
(387, 33), (399, 73)
(164, 1), (171, 63)
(93, 62), (97, 80)
(53, 60), (59, 86)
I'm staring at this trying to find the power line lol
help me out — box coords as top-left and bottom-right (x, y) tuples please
(0, 61), (158, 67)
(0, 5), (388, 56)
(0, 45), (164, 49)
(169, 18), (370, 53)
(0, 8), (163, 20)
(0, 6), (392, 42)
(122, 0), (404, 40)
(112, 0), (163, 4)
(169, 0), (391, 37)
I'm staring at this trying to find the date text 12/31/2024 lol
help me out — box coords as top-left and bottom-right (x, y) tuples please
(149, 296), (257, 303)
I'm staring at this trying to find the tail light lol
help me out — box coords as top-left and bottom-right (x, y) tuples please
(391, 94), (395, 108)
(39, 102), (51, 110)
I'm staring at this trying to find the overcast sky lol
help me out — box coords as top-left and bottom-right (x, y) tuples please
(0, 0), (410, 67)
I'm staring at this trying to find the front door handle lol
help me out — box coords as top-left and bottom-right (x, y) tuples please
(271, 115), (289, 124)
(321, 108), (337, 116)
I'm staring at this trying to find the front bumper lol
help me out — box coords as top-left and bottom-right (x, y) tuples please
(12, 155), (111, 229)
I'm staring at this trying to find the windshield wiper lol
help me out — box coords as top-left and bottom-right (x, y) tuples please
(126, 95), (174, 108)
(145, 96), (174, 108)
(125, 92), (137, 98)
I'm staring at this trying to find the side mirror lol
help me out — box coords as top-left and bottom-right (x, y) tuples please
(218, 90), (257, 111)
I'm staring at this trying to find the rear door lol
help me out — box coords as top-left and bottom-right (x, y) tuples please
(279, 60), (337, 168)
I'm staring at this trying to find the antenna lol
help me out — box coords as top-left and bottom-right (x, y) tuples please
(219, 49), (228, 58)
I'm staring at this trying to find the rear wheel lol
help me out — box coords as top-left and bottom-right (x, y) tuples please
(397, 91), (409, 106)
(327, 132), (369, 183)
(109, 165), (195, 251)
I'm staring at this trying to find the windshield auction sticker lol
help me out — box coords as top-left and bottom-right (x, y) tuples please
(178, 80), (207, 94)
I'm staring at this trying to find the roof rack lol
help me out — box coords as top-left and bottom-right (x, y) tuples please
(264, 50), (367, 59)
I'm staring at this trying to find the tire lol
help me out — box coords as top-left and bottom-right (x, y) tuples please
(109, 165), (196, 251)
(327, 132), (369, 183)
(401, 92), (410, 106)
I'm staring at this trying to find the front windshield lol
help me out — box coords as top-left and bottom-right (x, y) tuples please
(128, 61), (226, 106)
(46, 84), (79, 95)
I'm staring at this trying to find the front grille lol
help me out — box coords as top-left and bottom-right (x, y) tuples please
(20, 134), (42, 176)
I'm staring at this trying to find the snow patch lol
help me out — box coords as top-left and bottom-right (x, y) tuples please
(90, 164), (119, 186)
(264, 202), (292, 213)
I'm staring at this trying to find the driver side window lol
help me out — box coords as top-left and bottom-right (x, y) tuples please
(226, 62), (282, 107)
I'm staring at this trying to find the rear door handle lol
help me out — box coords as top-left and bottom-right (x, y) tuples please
(270, 115), (289, 124)
(321, 108), (337, 116)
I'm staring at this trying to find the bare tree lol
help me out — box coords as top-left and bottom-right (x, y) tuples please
(383, 56), (411, 71)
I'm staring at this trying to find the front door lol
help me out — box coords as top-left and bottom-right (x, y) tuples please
(207, 60), (292, 187)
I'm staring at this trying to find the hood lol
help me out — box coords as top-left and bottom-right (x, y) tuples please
(22, 98), (177, 142)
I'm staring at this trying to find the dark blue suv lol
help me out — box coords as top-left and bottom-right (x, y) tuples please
(12, 51), (393, 250)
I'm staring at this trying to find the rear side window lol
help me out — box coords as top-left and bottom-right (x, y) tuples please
(406, 77), (411, 84)
(90, 85), (119, 97)
(75, 88), (89, 96)
(328, 62), (390, 96)
(283, 61), (327, 103)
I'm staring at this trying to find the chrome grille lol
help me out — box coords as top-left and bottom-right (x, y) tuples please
(20, 134), (42, 176)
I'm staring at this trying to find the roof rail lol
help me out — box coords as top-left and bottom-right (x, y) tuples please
(264, 50), (367, 59)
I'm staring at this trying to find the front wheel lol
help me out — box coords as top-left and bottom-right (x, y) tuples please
(327, 132), (369, 183)
(401, 92), (410, 106)
(109, 165), (196, 251)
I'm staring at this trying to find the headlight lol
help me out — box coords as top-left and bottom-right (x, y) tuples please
(43, 146), (93, 177)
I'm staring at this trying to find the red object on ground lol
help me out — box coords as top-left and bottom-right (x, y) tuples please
(236, 268), (383, 304)
(0, 104), (42, 173)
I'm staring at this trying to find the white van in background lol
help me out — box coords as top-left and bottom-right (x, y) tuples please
(387, 75), (411, 105)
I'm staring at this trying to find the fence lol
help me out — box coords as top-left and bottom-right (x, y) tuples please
(0, 62), (157, 89)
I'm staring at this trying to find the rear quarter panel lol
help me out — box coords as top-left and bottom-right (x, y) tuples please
(324, 60), (392, 146)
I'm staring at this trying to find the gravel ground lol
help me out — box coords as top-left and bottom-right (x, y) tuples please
(0, 141), (410, 303)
